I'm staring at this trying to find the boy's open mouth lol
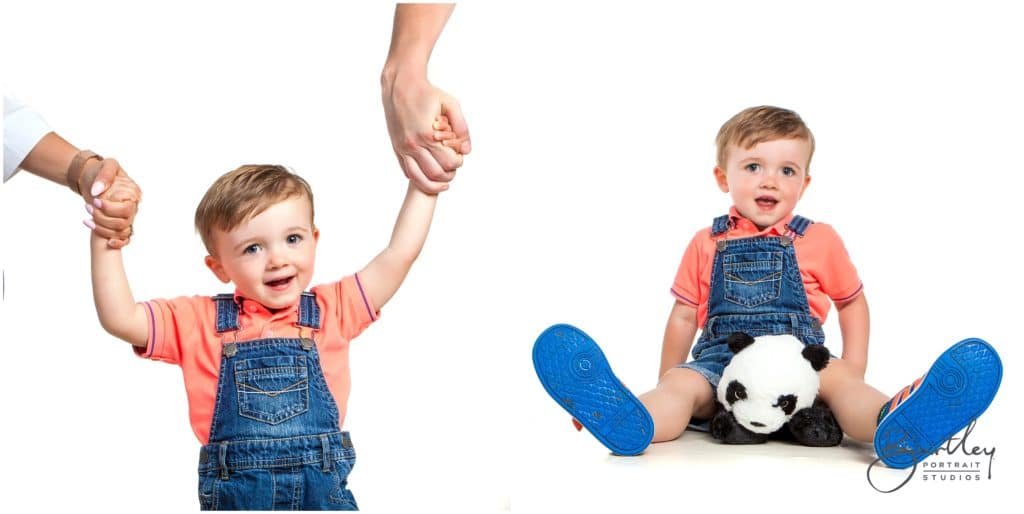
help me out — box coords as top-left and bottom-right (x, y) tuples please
(264, 276), (295, 290)
(755, 196), (778, 209)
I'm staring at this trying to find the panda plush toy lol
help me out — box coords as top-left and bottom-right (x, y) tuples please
(709, 332), (844, 446)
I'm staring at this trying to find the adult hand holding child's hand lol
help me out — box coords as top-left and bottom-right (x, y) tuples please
(81, 158), (140, 248)
(382, 75), (471, 194)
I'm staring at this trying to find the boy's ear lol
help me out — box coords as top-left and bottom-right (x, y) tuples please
(204, 255), (231, 284)
(313, 227), (320, 243)
(714, 166), (729, 193)
(798, 174), (812, 200)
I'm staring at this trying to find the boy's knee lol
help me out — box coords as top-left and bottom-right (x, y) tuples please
(659, 368), (715, 411)
(822, 357), (858, 378)
(660, 367), (706, 389)
(818, 358), (863, 396)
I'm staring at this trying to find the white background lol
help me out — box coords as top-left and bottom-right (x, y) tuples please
(1, 0), (1020, 512)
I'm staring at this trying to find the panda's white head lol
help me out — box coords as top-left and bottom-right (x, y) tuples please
(717, 332), (830, 434)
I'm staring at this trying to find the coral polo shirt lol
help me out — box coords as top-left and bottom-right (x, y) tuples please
(135, 274), (378, 444)
(671, 207), (863, 328)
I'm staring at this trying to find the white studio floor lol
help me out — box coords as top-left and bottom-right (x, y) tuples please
(511, 429), (1008, 513)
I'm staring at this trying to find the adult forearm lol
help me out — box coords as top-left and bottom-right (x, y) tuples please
(19, 132), (79, 187)
(382, 3), (455, 82)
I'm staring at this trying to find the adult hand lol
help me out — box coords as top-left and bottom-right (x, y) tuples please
(382, 74), (471, 194)
(81, 158), (140, 249)
(382, 3), (470, 194)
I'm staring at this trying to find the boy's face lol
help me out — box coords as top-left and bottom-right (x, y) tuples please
(714, 138), (812, 230)
(204, 196), (319, 310)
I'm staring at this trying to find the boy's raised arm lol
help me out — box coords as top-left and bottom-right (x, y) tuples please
(358, 182), (438, 311)
(91, 234), (149, 347)
(90, 177), (149, 347)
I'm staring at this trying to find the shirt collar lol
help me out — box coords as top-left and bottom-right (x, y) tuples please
(232, 289), (300, 319)
(727, 206), (796, 237)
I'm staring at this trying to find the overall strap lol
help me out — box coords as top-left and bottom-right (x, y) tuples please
(785, 215), (813, 237)
(213, 294), (241, 333)
(297, 292), (322, 330)
(710, 214), (732, 237)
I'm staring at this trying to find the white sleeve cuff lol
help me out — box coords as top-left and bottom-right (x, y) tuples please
(3, 92), (53, 182)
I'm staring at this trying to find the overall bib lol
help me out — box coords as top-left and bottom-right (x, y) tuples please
(197, 292), (358, 511)
(679, 214), (826, 390)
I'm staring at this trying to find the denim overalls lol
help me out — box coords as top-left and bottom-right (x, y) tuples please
(197, 292), (358, 511)
(679, 214), (826, 391)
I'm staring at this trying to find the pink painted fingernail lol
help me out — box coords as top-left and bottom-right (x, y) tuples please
(91, 181), (106, 196)
(83, 219), (96, 230)
(85, 203), (94, 215)
(94, 198), (103, 208)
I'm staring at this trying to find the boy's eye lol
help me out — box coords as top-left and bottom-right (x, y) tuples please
(243, 244), (262, 255)
(745, 163), (760, 172)
(782, 166), (797, 176)
(287, 234), (303, 245)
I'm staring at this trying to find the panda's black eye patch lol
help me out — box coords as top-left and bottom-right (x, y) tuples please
(726, 380), (747, 404)
(774, 394), (797, 415)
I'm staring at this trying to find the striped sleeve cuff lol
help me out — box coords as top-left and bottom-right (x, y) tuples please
(670, 288), (699, 307)
(354, 273), (377, 322)
(832, 283), (864, 303)
(133, 301), (158, 359)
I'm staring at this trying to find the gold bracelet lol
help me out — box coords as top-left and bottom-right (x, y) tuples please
(67, 150), (102, 195)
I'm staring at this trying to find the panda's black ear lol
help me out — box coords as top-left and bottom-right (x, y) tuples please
(727, 332), (756, 353)
(802, 344), (830, 372)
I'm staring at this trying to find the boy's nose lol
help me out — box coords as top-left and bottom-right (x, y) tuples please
(266, 250), (287, 268)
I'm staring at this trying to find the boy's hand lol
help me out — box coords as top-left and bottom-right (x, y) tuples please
(432, 114), (466, 155)
(83, 161), (141, 248)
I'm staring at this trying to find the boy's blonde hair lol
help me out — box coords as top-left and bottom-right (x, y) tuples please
(195, 164), (315, 254)
(715, 106), (815, 172)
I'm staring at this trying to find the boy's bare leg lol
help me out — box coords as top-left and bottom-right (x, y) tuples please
(638, 368), (717, 443)
(818, 358), (888, 442)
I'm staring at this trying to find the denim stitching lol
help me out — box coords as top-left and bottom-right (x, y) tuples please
(291, 467), (301, 511)
(723, 271), (783, 285)
(270, 467), (277, 509)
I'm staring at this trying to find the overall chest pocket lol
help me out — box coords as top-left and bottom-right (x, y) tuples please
(722, 251), (783, 308)
(234, 355), (309, 425)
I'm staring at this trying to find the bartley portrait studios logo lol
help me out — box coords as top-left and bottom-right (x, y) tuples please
(867, 420), (996, 493)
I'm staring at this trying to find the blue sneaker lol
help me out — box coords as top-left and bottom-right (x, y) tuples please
(874, 338), (1002, 469)
(532, 324), (654, 455)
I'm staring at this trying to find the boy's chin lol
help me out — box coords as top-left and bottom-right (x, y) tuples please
(739, 206), (790, 228)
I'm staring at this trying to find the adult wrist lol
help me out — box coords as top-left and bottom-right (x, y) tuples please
(381, 61), (428, 91)
(67, 149), (103, 196)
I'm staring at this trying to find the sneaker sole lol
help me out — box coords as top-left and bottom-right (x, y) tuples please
(874, 338), (1002, 469)
(532, 324), (653, 455)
